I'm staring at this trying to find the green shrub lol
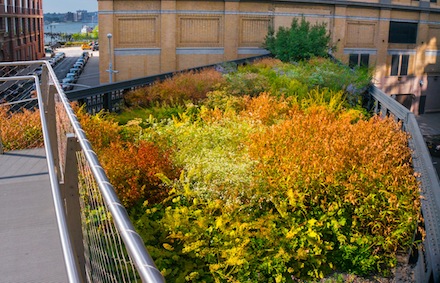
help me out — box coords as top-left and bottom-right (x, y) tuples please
(264, 17), (332, 62)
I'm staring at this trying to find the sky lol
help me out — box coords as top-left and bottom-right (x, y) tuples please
(43, 0), (98, 13)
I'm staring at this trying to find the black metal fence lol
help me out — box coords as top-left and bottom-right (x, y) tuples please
(66, 54), (270, 113)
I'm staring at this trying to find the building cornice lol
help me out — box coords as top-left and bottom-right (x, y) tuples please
(236, 0), (440, 13)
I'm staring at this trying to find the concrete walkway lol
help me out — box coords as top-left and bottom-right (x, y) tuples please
(0, 148), (68, 282)
(416, 112), (440, 136)
(416, 112), (440, 177)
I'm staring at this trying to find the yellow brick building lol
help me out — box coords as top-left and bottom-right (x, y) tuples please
(98, 0), (440, 114)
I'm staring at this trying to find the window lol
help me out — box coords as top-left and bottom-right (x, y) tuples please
(431, 0), (437, 3)
(391, 54), (409, 76)
(349, 54), (369, 68)
(389, 21), (418, 44)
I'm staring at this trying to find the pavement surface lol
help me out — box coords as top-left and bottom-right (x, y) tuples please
(0, 148), (69, 282)
(51, 46), (100, 90)
(416, 113), (440, 177)
(75, 49), (100, 90)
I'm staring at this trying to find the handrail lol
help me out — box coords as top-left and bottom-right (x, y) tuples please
(368, 85), (440, 282)
(0, 61), (165, 282)
(0, 72), (82, 282)
(55, 67), (165, 283)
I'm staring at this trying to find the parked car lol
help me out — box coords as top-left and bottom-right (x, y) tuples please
(65, 72), (78, 82)
(55, 52), (65, 59)
(81, 43), (93, 50)
(69, 67), (82, 76)
(33, 67), (43, 77)
(48, 58), (57, 67)
(61, 77), (74, 91)
(73, 62), (84, 69)
(77, 58), (86, 64)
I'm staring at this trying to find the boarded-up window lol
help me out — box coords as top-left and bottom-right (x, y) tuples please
(346, 22), (376, 47)
(240, 18), (271, 46)
(179, 17), (221, 46)
(118, 17), (157, 46)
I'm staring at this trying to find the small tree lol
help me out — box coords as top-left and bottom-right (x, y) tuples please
(264, 17), (332, 62)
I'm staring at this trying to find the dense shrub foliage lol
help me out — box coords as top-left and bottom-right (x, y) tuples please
(2, 58), (420, 282)
(132, 97), (419, 282)
(264, 17), (332, 62)
(82, 58), (418, 282)
(75, 108), (179, 207)
(124, 69), (225, 108)
(0, 106), (43, 150)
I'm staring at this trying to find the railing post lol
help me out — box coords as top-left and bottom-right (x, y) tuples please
(40, 65), (61, 180)
(103, 92), (111, 111)
(61, 133), (86, 283)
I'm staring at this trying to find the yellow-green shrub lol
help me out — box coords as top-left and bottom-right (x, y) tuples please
(134, 95), (420, 282)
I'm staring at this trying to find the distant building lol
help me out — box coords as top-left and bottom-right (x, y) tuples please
(75, 10), (86, 22)
(65, 12), (74, 22)
(0, 0), (45, 61)
(99, 0), (440, 114)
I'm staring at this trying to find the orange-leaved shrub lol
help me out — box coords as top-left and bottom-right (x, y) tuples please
(246, 101), (420, 275)
(124, 68), (225, 108)
(74, 106), (120, 153)
(99, 140), (179, 207)
(75, 107), (180, 207)
(0, 106), (43, 151)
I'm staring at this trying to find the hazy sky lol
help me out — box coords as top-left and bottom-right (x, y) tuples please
(43, 0), (98, 13)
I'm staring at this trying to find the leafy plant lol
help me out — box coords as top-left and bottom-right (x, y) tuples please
(131, 96), (420, 282)
(264, 17), (333, 62)
(124, 69), (225, 108)
(0, 106), (43, 151)
(74, 59), (417, 282)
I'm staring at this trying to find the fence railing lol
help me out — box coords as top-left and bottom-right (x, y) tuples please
(368, 85), (440, 283)
(0, 61), (165, 282)
(65, 54), (271, 114)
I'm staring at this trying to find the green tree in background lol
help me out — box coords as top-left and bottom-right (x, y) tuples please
(264, 17), (333, 62)
(91, 26), (99, 39)
(71, 26), (99, 42)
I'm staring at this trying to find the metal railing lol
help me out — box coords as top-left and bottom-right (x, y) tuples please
(65, 54), (271, 114)
(0, 61), (165, 282)
(367, 85), (440, 283)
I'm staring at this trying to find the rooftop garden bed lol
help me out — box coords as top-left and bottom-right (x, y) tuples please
(73, 58), (421, 282)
